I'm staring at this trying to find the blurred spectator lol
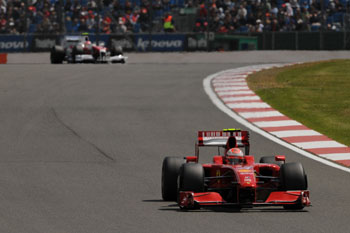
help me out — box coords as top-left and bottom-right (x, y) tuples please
(163, 12), (175, 32)
(115, 15), (129, 33)
(0, 14), (6, 33)
(256, 19), (264, 32)
(198, 4), (207, 18)
(78, 17), (88, 32)
(101, 16), (112, 33)
(139, 7), (150, 32)
(0, 0), (348, 34)
(86, 10), (96, 31)
(125, 0), (133, 15)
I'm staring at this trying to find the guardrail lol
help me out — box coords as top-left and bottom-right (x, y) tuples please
(1, 32), (349, 53)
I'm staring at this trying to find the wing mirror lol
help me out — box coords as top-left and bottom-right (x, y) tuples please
(275, 155), (286, 162)
(185, 156), (198, 163)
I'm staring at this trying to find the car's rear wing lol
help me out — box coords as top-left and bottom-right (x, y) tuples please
(196, 129), (250, 156)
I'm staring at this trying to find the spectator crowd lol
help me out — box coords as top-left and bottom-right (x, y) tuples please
(193, 0), (349, 33)
(0, 0), (349, 34)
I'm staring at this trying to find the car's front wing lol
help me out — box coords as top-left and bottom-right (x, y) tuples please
(178, 190), (310, 209)
(109, 55), (127, 63)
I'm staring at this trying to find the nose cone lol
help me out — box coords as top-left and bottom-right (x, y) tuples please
(236, 168), (256, 188)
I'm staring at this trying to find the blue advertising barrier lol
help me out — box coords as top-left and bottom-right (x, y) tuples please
(134, 34), (185, 51)
(2, 32), (350, 52)
(0, 34), (186, 52)
(0, 35), (33, 52)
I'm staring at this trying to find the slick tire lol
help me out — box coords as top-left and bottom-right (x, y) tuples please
(280, 162), (308, 210)
(161, 157), (184, 201)
(71, 46), (84, 63)
(178, 163), (204, 193)
(260, 156), (283, 167)
(50, 46), (65, 64)
(280, 162), (308, 191)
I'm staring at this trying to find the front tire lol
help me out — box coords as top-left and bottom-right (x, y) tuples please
(50, 46), (65, 64)
(280, 162), (308, 190)
(280, 162), (308, 210)
(178, 163), (204, 192)
(71, 45), (84, 63)
(161, 157), (184, 201)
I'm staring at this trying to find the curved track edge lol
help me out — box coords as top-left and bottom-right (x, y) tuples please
(203, 64), (350, 173)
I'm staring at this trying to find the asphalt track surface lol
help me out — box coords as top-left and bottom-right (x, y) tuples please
(2, 52), (350, 233)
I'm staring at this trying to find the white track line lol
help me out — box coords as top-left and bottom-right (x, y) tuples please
(203, 65), (350, 174)
(213, 82), (247, 86)
(254, 120), (302, 128)
(222, 96), (261, 102)
(240, 111), (284, 118)
(320, 153), (350, 160)
(293, 141), (347, 149)
(215, 86), (250, 91)
(270, 130), (322, 137)
(217, 91), (255, 96)
(227, 102), (271, 109)
(213, 79), (246, 83)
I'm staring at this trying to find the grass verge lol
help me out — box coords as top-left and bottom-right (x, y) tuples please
(247, 60), (350, 146)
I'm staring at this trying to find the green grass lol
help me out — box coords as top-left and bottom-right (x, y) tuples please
(247, 60), (350, 146)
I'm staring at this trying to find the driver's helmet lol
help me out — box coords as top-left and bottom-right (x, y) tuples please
(226, 148), (244, 164)
(226, 148), (243, 157)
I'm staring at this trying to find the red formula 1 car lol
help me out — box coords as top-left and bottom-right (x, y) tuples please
(161, 129), (310, 210)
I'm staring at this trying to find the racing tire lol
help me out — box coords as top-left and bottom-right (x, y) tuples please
(280, 162), (307, 190)
(178, 163), (205, 193)
(260, 156), (283, 167)
(161, 157), (185, 201)
(71, 46), (84, 63)
(50, 46), (65, 64)
(280, 162), (308, 210)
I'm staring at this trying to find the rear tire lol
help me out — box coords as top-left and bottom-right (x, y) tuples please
(161, 157), (184, 201)
(260, 156), (283, 167)
(280, 162), (308, 210)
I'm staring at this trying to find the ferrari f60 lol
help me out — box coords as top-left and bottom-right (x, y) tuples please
(161, 129), (310, 210)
